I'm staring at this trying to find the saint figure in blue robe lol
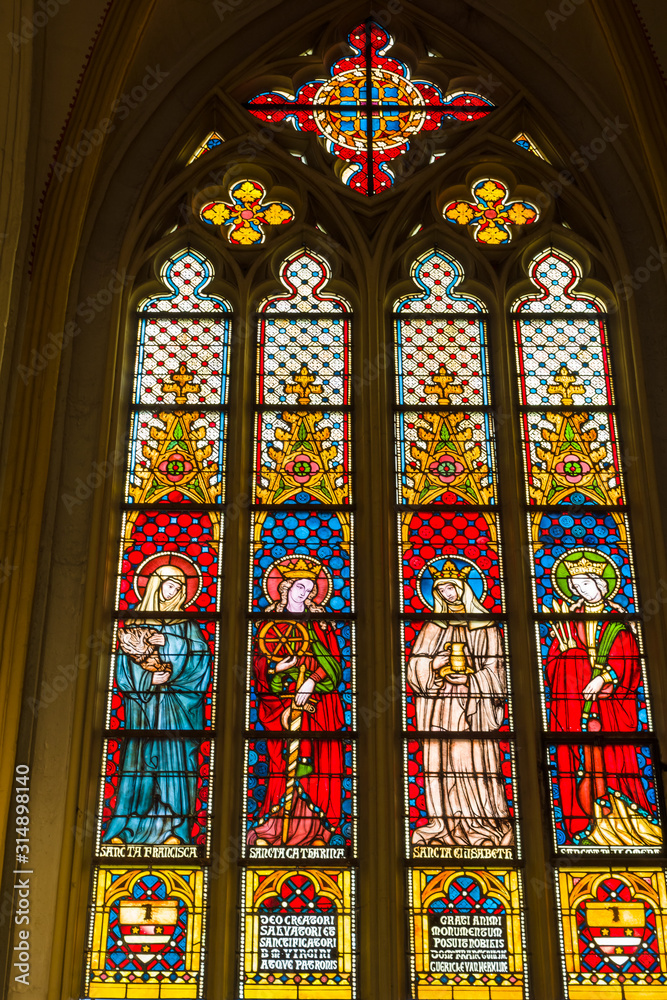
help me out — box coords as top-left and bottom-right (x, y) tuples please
(104, 562), (211, 845)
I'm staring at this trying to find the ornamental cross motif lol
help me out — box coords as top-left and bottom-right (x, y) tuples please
(530, 364), (620, 505)
(247, 21), (494, 196)
(444, 178), (539, 244)
(428, 365), (462, 406)
(547, 365), (585, 406)
(285, 366), (322, 405)
(163, 362), (201, 404)
(200, 180), (294, 245)
(257, 365), (347, 505)
(131, 366), (221, 504)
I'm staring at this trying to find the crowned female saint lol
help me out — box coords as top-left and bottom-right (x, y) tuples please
(547, 550), (660, 847)
(248, 555), (345, 847)
(103, 556), (211, 846)
(408, 560), (513, 848)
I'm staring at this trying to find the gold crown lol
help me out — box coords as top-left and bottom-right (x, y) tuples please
(431, 560), (471, 582)
(567, 556), (606, 578)
(278, 557), (321, 580)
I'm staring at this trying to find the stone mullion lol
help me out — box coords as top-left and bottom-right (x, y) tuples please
(354, 249), (404, 1000)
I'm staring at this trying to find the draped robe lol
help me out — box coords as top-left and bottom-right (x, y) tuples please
(103, 621), (211, 845)
(248, 620), (345, 846)
(408, 620), (513, 847)
(547, 610), (660, 847)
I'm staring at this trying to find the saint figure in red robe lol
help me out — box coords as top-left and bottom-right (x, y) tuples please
(546, 553), (660, 847)
(248, 556), (345, 847)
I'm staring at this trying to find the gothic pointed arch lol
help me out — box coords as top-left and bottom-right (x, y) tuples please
(3, 6), (667, 1000)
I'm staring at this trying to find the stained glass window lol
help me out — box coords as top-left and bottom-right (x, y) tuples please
(443, 178), (539, 245)
(187, 131), (224, 163)
(200, 179), (294, 245)
(75, 18), (667, 999)
(240, 249), (357, 998)
(512, 250), (666, 996)
(247, 21), (494, 196)
(82, 250), (231, 997)
(557, 868), (667, 996)
(395, 249), (528, 997)
(512, 133), (547, 160)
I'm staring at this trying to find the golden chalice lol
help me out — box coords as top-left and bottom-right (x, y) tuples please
(437, 641), (474, 680)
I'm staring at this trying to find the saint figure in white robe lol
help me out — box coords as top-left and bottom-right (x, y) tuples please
(408, 569), (513, 848)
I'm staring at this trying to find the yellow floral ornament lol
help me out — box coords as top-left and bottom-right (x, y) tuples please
(443, 178), (539, 245)
(200, 180), (294, 245)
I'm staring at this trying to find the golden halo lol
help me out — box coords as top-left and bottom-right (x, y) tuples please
(133, 552), (203, 607)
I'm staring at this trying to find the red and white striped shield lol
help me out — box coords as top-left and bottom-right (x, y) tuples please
(587, 901), (646, 966)
(119, 899), (178, 964)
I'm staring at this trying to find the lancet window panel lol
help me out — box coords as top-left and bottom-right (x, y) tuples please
(401, 618), (513, 735)
(102, 621), (219, 737)
(126, 411), (226, 505)
(240, 868), (357, 999)
(395, 249), (528, 999)
(132, 318), (230, 406)
(514, 316), (612, 406)
(535, 615), (651, 737)
(246, 619), (356, 733)
(241, 248), (357, 999)
(556, 868), (667, 998)
(98, 735), (215, 853)
(250, 511), (354, 613)
(255, 411), (351, 506)
(256, 316), (350, 403)
(82, 250), (231, 999)
(512, 249), (667, 996)
(529, 510), (639, 621)
(521, 409), (625, 509)
(398, 511), (505, 616)
(395, 410), (497, 507)
(408, 869), (527, 998)
(512, 250), (656, 735)
(85, 868), (207, 1000)
(243, 738), (358, 860)
(404, 736), (521, 862)
(546, 739), (663, 854)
